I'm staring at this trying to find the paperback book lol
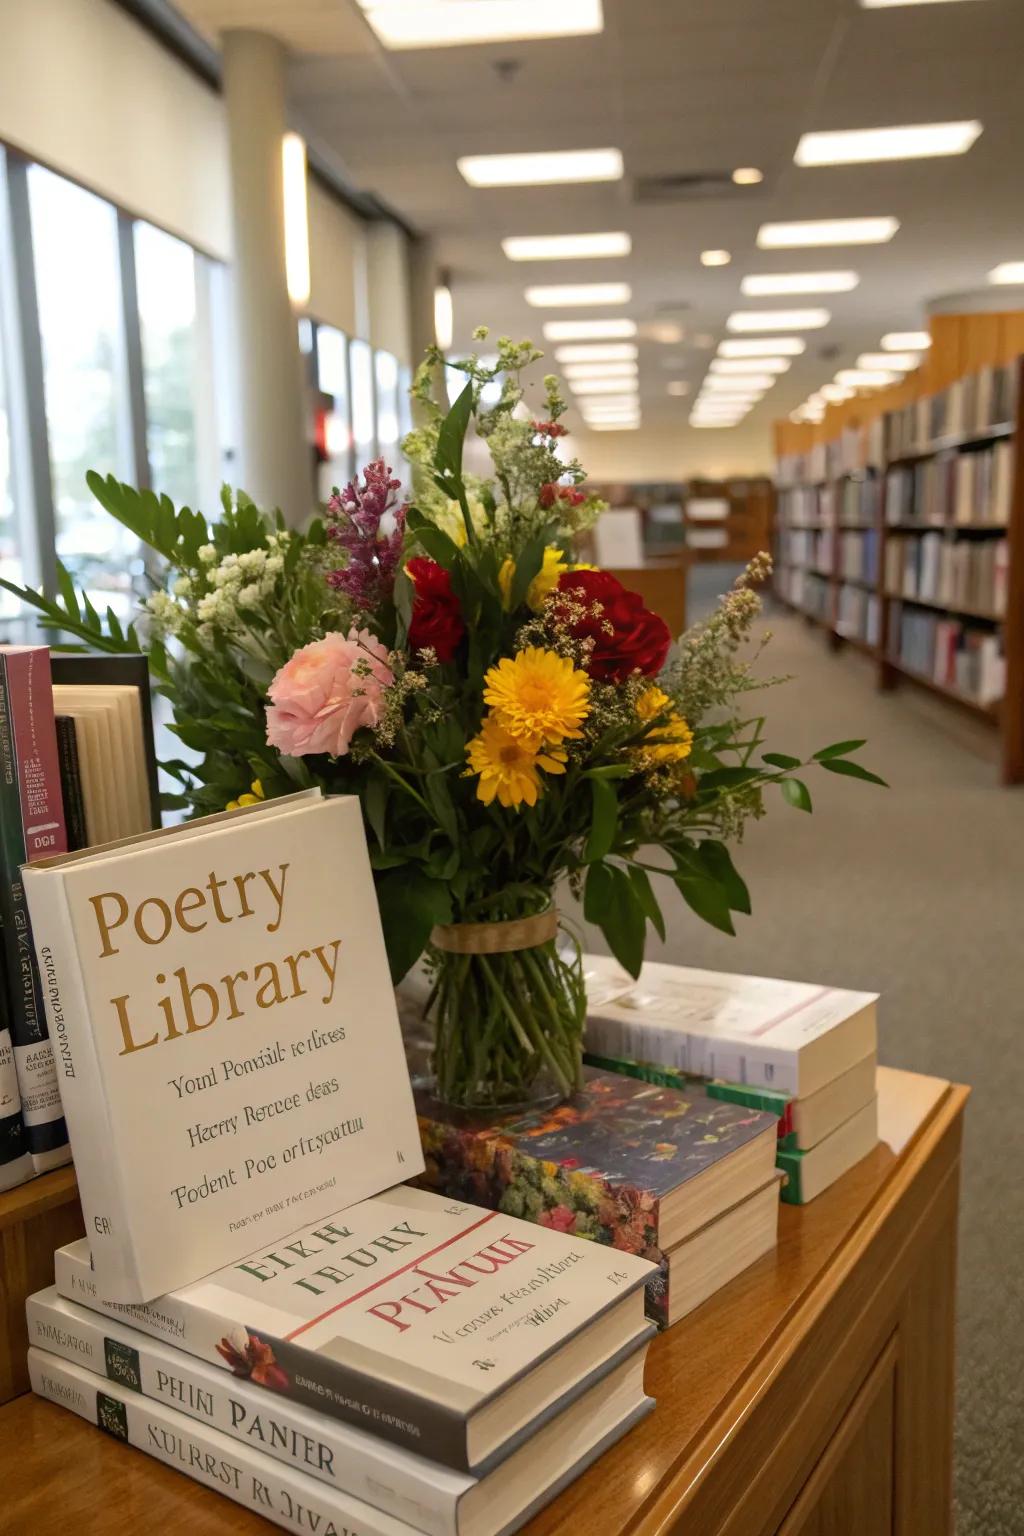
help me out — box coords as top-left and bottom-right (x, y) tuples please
(28, 1285), (652, 1536)
(24, 791), (423, 1301)
(584, 956), (877, 1098)
(55, 1183), (656, 1473)
(416, 1070), (777, 1326)
(778, 1097), (879, 1204)
(0, 644), (71, 1172)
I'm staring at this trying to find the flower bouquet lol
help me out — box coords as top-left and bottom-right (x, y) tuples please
(3, 330), (882, 1110)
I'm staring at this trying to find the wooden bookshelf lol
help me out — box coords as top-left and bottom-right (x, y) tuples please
(773, 328), (1024, 784)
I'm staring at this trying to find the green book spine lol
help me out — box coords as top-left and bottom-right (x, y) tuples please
(583, 1050), (695, 1092)
(585, 1051), (798, 1149)
(776, 1146), (805, 1204)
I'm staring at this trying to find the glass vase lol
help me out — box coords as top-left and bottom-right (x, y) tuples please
(428, 895), (585, 1111)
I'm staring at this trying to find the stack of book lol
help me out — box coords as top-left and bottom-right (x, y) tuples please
(415, 1070), (781, 1328)
(20, 793), (657, 1533)
(581, 957), (879, 1206)
(0, 644), (158, 1191)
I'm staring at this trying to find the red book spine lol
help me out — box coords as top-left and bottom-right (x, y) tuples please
(5, 647), (68, 862)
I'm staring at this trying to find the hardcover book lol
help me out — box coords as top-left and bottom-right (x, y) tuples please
(583, 956), (878, 1099)
(415, 1070), (777, 1326)
(24, 791), (423, 1301)
(582, 1050), (799, 1147)
(55, 1183), (656, 1473)
(0, 644), (71, 1171)
(50, 653), (161, 832)
(28, 1285), (653, 1536)
(0, 976), (32, 1189)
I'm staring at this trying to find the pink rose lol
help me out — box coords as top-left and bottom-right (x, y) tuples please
(538, 1204), (577, 1233)
(266, 629), (393, 758)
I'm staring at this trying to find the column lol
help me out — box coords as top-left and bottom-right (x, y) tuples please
(221, 30), (311, 522)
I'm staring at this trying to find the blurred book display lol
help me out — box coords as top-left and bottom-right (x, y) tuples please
(582, 956), (879, 1205)
(416, 1070), (779, 1327)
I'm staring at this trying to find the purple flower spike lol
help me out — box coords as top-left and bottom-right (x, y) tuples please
(325, 458), (408, 610)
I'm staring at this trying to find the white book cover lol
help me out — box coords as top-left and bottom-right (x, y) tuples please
(56, 1182), (655, 1472)
(582, 955), (877, 1098)
(27, 1286), (652, 1536)
(24, 792), (423, 1301)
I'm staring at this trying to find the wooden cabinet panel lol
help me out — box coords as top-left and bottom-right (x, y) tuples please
(777, 1337), (896, 1536)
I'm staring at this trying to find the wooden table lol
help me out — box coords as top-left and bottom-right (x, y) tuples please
(0, 1067), (968, 1536)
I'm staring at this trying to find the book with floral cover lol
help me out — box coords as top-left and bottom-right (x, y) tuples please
(416, 1070), (777, 1326)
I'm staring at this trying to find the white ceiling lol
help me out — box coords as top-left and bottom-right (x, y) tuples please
(176, 0), (1024, 465)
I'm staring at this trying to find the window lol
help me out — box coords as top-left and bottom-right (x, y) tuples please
(315, 324), (352, 498)
(0, 308), (21, 619)
(27, 164), (140, 616)
(350, 338), (376, 464)
(134, 221), (203, 510)
(375, 349), (400, 458)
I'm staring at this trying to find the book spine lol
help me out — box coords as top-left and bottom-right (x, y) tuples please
(54, 1242), (472, 1470)
(28, 1349), (414, 1536)
(24, 867), (139, 1295)
(26, 1290), (462, 1536)
(55, 717), (89, 852)
(0, 980), (32, 1188)
(585, 1012), (800, 1096)
(0, 653), (70, 1168)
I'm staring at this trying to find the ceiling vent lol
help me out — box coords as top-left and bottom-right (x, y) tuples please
(633, 171), (759, 203)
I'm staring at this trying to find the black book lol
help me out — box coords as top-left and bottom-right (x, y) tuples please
(54, 716), (89, 852)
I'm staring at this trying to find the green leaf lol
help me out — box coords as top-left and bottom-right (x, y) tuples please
(813, 739), (867, 762)
(374, 868), (453, 984)
(55, 561), (81, 622)
(781, 777), (813, 812)
(434, 381), (474, 483)
(582, 764), (635, 780)
(508, 528), (550, 611)
(698, 839), (751, 915)
(673, 872), (735, 935)
(364, 773), (388, 849)
(698, 765), (761, 791)
(763, 751), (801, 770)
(627, 864), (666, 942)
(425, 770), (459, 842)
(819, 758), (888, 787)
(583, 863), (646, 977)
(584, 777), (618, 863)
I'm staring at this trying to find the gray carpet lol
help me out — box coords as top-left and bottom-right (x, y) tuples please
(568, 569), (1024, 1533)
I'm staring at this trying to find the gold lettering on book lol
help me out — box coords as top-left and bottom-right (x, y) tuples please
(89, 864), (291, 959)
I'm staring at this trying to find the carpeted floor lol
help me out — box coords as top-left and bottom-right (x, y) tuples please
(568, 569), (1024, 1533)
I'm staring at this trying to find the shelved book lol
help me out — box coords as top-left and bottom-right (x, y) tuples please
(415, 1070), (779, 1326)
(0, 644), (72, 1174)
(28, 1284), (652, 1536)
(23, 790), (423, 1301)
(583, 958), (877, 1099)
(55, 1182), (656, 1473)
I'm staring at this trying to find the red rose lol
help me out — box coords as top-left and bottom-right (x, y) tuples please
(407, 557), (465, 661)
(552, 569), (671, 680)
(539, 482), (586, 511)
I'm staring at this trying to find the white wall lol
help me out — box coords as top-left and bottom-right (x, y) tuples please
(567, 421), (774, 482)
(366, 222), (412, 363)
(308, 177), (369, 337)
(0, 0), (231, 259)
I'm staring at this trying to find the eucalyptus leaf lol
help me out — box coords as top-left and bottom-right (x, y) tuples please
(781, 777), (813, 812)
(819, 758), (887, 786)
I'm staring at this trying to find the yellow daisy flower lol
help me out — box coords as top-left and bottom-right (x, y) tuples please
(227, 779), (265, 811)
(484, 647), (590, 746)
(633, 685), (694, 765)
(465, 716), (566, 808)
(497, 546), (569, 613)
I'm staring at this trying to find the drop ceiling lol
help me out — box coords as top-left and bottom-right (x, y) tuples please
(171, 0), (1024, 464)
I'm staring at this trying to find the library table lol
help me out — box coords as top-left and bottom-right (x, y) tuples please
(0, 1066), (968, 1536)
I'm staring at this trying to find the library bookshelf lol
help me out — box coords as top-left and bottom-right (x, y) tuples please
(773, 320), (1024, 784)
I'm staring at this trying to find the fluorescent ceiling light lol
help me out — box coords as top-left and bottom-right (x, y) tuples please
(562, 361), (638, 380)
(710, 357), (790, 374)
(554, 343), (638, 363)
(795, 121), (981, 167)
(718, 336), (806, 357)
(732, 167), (763, 185)
(526, 282), (631, 307)
(589, 421), (640, 431)
(458, 148), (622, 188)
(881, 331), (931, 350)
(703, 372), (775, 391)
(691, 418), (742, 429)
(741, 270), (858, 296)
(543, 318), (637, 341)
(692, 405), (750, 417)
(821, 384), (855, 402)
(576, 393), (638, 410)
(989, 262), (1024, 285)
(836, 368), (899, 387)
(758, 217), (898, 248)
(571, 377), (640, 395)
(502, 231), (629, 261)
(433, 283), (453, 350)
(282, 133), (311, 306)
(701, 249), (731, 266)
(361, 0), (603, 49)
(858, 351), (919, 371)
(582, 404), (640, 417)
(861, 1), (986, 10)
(641, 322), (685, 344)
(727, 309), (830, 332)
(666, 381), (690, 396)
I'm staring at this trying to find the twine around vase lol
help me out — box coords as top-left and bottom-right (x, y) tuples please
(430, 906), (559, 955)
